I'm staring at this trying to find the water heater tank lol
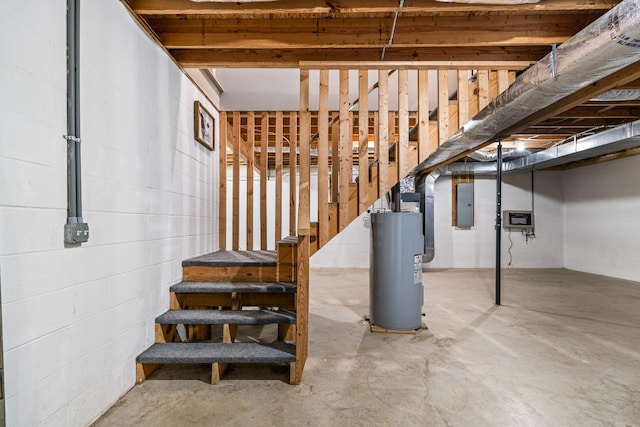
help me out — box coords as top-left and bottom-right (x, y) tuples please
(369, 212), (424, 330)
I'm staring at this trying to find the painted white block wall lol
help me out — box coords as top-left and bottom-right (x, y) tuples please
(308, 171), (564, 269)
(564, 155), (640, 281)
(0, 1), (218, 426)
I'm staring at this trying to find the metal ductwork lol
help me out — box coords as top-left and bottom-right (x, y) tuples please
(416, 170), (441, 262)
(466, 148), (530, 162)
(504, 119), (640, 172)
(413, 0), (640, 176)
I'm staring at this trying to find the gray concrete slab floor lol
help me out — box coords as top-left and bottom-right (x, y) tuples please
(93, 268), (640, 427)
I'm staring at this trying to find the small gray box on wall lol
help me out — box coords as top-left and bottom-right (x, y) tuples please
(456, 183), (474, 227)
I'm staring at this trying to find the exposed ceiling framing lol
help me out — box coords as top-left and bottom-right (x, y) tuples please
(123, 0), (640, 166)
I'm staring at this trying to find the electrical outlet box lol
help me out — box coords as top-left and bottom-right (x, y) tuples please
(64, 222), (89, 243)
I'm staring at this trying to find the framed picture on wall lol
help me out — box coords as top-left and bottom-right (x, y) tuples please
(194, 100), (215, 150)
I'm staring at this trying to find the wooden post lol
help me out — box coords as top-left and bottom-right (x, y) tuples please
(232, 111), (240, 250)
(219, 112), (227, 250)
(318, 70), (330, 247)
(417, 69), (429, 162)
(438, 70), (449, 145)
(339, 69), (350, 231)
(398, 69), (409, 178)
(478, 70), (490, 110)
(292, 68), (311, 385)
(330, 112), (339, 203)
(498, 69), (510, 95)
(378, 70), (389, 199)
(260, 112), (269, 249)
(358, 70), (369, 214)
(458, 70), (469, 128)
(275, 111), (283, 244)
(246, 112), (255, 250)
(289, 111), (298, 237)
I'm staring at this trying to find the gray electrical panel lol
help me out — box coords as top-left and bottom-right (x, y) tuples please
(456, 183), (474, 227)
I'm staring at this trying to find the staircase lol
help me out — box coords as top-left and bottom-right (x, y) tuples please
(135, 65), (518, 385)
(136, 243), (305, 384)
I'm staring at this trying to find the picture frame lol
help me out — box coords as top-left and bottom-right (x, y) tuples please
(194, 100), (215, 150)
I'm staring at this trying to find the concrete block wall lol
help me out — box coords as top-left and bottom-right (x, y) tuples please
(0, 1), (218, 425)
(312, 171), (565, 269)
(564, 155), (640, 282)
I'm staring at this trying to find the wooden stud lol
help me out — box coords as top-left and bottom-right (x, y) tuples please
(389, 111), (397, 185)
(318, 70), (330, 247)
(358, 70), (369, 214)
(398, 69), (409, 178)
(219, 112), (227, 250)
(339, 69), (351, 231)
(330, 112), (339, 203)
(418, 69), (429, 162)
(438, 70), (449, 144)
(298, 69), (311, 236)
(260, 112), (269, 249)
(289, 111), (298, 236)
(275, 111), (284, 244)
(478, 70), (489, 110)
(246, 112), (255, 250)
(378, 70), (389, 199)
(458, 70), (469, 128)
(232, 112), (241, 250)
(498, 69), (510, 95)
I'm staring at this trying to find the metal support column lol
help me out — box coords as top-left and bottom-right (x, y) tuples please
(495, 141), (502, 305)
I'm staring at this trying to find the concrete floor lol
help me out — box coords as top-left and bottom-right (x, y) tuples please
(94, 268), (640, 426)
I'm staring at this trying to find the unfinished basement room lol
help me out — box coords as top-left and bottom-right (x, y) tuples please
(1, 0), (640, 426)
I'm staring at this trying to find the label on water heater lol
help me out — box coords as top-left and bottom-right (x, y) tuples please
(413, 254), (422, 285)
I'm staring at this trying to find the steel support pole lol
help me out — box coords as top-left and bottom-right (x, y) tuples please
(495, 141), (502, 305)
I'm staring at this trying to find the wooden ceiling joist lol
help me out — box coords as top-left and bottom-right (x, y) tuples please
(127, 0), (618, 17)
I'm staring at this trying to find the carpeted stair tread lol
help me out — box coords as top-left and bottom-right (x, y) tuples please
(156, 309), (296, 325)
(170, 281), (296, 294)
(137, 342), (296, 364)
(182, 250), (277, 267)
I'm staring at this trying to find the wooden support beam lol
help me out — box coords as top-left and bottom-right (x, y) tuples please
(378, 70), (389, 199)
(232, 112), (240, 250)
(219, 112), (227, 250)
(339, 69), (351, 231)
(438, 70), (449, 145)
(358, 70), (370, 214)
(275, 111), (284, 245)
(136, 363), (160, 384)
(157, 15), (599, 50)
(418, 69), (429, 162)
(172, 48), (545, 69)
(318, 70), (330, 247)
(246, 112), (255, 250)
(131, 0), (617, 16)
(260, 112), (269, 249)
(398, 69), (409, 178)
(289, 111), (298, 236)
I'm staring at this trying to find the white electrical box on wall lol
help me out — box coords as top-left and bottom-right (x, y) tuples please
(503, 210), (534, 230)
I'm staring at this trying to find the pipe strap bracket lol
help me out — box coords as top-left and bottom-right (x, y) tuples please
(63, 134), (81, 143)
